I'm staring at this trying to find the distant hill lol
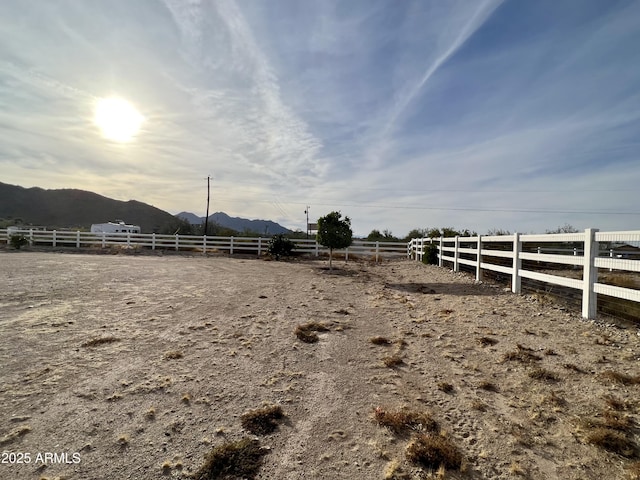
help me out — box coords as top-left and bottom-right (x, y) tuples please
(177, 211), (292, 235)
(0, 181), (185, 233)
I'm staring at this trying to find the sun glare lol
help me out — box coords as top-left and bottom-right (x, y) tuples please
(94, 97), (144, 142)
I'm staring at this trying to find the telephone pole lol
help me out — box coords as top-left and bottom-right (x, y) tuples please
(204, 176), (210, 236)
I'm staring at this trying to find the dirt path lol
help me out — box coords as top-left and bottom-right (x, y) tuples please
(1, 251), (639, 479)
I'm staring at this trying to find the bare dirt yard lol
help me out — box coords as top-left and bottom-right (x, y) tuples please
(1, 251), (640, 480)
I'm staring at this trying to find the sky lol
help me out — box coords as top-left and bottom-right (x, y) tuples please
(1, 0), (639, 237)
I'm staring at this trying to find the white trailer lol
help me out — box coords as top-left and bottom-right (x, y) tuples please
(90, 220), (141, 234)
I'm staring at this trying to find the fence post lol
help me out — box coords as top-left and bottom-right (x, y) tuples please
(512, 233), (521, 293)
(609, 248), (613, 273)
(438, 237), (443, 267)
(476, 235), (483, 282)
(375, 241), (380, 263)
(152, 233), (156, 250)
(582, 228), (599, 319)
(102, 232), (106, 248)
(453, 236), (460, 272)
(315, 240), (319, 257)
(76, 231), (80, 249)
(230, 236), (234, 255)
(53, 230), (57, 247)
(258, 237), (262, 257)
(345, 247), (349, 262)
(127, 232), (131, 247)
(29, 229), (33, 246)
(175, 234), (179, 251)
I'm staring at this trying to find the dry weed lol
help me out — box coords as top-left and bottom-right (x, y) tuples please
(192, 438), (268, 480)
(406, 432), (463, 470)
(373, 407), (438, 436)
(240, 405), (284, 435)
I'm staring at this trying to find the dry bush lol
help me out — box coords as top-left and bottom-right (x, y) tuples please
(81, 336), (120, 347)
(528, 368), (560, 382)
(502, 344), (542, 363)
(240, 405), (284, 435)
(477, 336), (498, 347)
(164, 350), (183, 359)
(383, 354), (404, 368)
(599, 370), (640, 385)
(437, 382), (454, 394)
(478, 381), (499, 392)
(373, 407), (438, 436)
(605, 395), (631, 411)
(563, 363), (587, 373)
(294, 322), (329, 343)
(193, 438), (268, 480)
(585, 428), (636, 457)
(370, 336), (393, 345)
(406, 433), (463, 471)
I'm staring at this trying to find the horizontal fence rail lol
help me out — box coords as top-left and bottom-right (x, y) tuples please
(408, 229), (640, 320)
(0, 229), (407, 261)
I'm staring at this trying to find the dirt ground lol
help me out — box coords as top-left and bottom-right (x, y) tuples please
(1, 251), (639, 480)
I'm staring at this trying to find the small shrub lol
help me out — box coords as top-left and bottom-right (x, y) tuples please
(164, 350), (183, 360)
(528, 368), (560, 382)
(437, 382), (454, 394)
(477, 336), (498, 347)
(478, 381), (499, 392)
(193, 438), (268, 480)
(374, 407), (438, 436)
(10, 234), (27, 250)
(406, 433), (463, 470)
(240, 405), (284, 435)
(383, 354), (404, 368)
(585, 428), (636, 457)
(294, 322), (329, 343)
(600, 370), (640, 385)
(502, 345), (542, 364)
(421, 243), (439, 265)
(370, 336), (392, 345)
(267, 234), (294, 260)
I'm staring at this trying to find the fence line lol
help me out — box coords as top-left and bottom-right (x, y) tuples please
(408, 229), (640, 320)
(1, 229), (407, 261)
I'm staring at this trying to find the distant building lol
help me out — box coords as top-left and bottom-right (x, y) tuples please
(90, 220), (140, 234)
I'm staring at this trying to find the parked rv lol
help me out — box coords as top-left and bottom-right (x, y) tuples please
(90, 220), (141, 234)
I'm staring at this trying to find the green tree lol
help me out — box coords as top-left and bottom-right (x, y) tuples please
(316, 211), (353, 270)
(546, 224), (579, 234)
(268, 234), (294, 260)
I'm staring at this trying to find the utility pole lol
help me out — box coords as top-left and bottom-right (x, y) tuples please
(204, 176), (210, 236)
(304, 206), (310, 239)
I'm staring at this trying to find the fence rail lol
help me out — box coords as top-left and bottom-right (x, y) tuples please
(1, 229), (407, 261)
(408, 229), (640, 320)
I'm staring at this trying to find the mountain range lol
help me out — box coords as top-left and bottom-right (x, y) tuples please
(176, 211), (292, 235)
(0, 181), (291, 234)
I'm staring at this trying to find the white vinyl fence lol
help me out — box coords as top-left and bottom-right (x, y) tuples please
(408, 229), (640, 320)
(1, 229), (407, 261)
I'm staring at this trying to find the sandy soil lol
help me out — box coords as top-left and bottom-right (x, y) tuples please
(1, 251), (639, 480)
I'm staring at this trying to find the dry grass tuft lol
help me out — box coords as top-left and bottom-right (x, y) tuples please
(0, 425), (31, 446)
(240, 405), (285, 435)
(82, 336), (120, 348)
(406, 432), (463, 471)
(585, 428), (637, 457)
(374, 407), (438, 436)
(478, 381), (499, 392)
(605, 395), (630, 411)
(164, 350), (183, 360)
(193, 438), (268, 480)
(563, 363), (587, 373)
(528, 368), (560, 382)
(437, 382), (455, 394)
(478, 336), (498, 347)
(294, 322), (329, 343)
(370, 336), (393, 345)
(599, 370), (640, 385)
(382, 354), (404, 368)
(502, 345), (542, 364)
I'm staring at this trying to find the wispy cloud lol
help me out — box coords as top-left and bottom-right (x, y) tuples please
(0, 0), (638, 235)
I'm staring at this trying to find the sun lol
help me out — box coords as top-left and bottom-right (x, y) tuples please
(94, 96), (144, 142)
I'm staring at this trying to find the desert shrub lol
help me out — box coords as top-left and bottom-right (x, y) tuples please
(193, 438), (268, 480)
(421, 243), (439, 265)
(294, 322), (329, 343)
(374, 407), (438, 435)
(240, 405), (284, 435)
(267, 234), (294, 260)
(10, 234), (27, 250)
(406, 433), (463, 470)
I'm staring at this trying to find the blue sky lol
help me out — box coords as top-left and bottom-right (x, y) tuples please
(1, 0), (639, 237)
